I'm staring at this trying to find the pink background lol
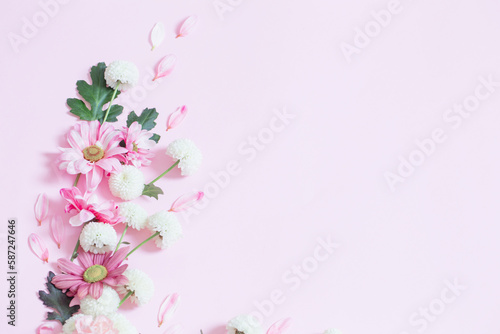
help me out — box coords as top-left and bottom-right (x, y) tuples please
(2, 0), (500, 333)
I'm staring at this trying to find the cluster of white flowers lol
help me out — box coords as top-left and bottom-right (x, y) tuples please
(79, 286), (120, 317)
(79, 222), (117, 254)
(146, 211), (183, 249)
(324, 329), (342, 334)
(116, 269), (154, 305)
(119, 202), (148, 230)
(104, 60), (139, 91)
(226, 315), (262, 334)
(166, 138), (202, 176)
(109, 165), (145, 201)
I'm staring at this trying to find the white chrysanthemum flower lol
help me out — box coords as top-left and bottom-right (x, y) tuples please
(116, 269), (154, 305)
(324, 330), (342, 334)
(80, 286), (120, 317)
(104, 60), (139, 91)
(227, 314), (262, 334)
(109, 165), (145, 201)
(80, 222), (117, 254)
(62, 313), (86, 334)
(165, 138), (202, 176)
(108, 313), (139, 334)
(119, 202), (148, 230)
(146, 211), (182, 249)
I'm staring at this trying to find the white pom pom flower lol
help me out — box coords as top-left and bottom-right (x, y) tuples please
(104, 60), (139, 91)
(79, 222), (117, 254)
(108, 313), (139, 334)
(61, 314), (86, 334)
(119, 202), (148, 230)
(80, 286), (120, 316)
(227, 314), (262, 334)
(324, 330), (342, 334)
(146, 211), (182, 249)
(109, 165), (145, 201)
(165, 139), (202, 176)
(116, 268), (154, 305)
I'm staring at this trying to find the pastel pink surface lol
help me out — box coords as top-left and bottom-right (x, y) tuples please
(1, 1), (500, 334)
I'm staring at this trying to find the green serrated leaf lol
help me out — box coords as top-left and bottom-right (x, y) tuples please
(150, 133), (161, 143)
(127, 108), (159, 131)
(38, 271), (79, 324)
(142, 183), (164, 200)
(67, 62), (123, 123)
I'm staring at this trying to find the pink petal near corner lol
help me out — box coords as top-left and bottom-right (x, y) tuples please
(153, 55), (177, 81)
(34, 193), (49, 226)
(151, 22), (165, 51)
(176, 16), (198, 38)
(50, 216), (65, 249)
(169, 191), (204, 212)
(166, 106), (188, 131)
(158, 293), (180, 327)
(37, 321), (62, 334)
(28, 233), (49, 263)
(267, 317), (292, 334)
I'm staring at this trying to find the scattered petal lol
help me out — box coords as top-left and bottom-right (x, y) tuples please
(151, 22), (166, 51)
(267, 318), (292, 334)
(37, 321), (62, 334)
(50, 216), (65, 249)
(169, 191), (204, 212)
(158, 293), (180, 327)
(28, 233), (49, 263)
(35, 193), (49, 226)
(176, 16), (198, 38)
(153, 55), (177, 81)
(166, 106), (188, 131)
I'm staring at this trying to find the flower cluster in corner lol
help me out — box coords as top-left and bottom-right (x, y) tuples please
(33, 59), (204, 334)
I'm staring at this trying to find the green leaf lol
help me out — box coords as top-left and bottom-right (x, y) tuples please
(150, 133), (161, 143)
(66, 62), (123, 123)
(38, 271), (79, 324)
(127, 108), (159, 131)
(142, 183), (164, 200)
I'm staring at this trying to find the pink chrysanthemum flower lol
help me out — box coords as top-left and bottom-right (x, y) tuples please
(58, 121), (127, 192)
(121, 121), (156, 168)
(74, 315), (118, 334)
(52, 247), (129, 300)
(60, 187), (123, 226)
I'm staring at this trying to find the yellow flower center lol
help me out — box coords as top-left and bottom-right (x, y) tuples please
(83, 264), (108, 283)
(83, 145), (104, 162)
(132, 142), (138, 152)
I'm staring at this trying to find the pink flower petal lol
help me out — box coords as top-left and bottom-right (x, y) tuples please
(158, 293), (180, 327)
(267, 318), (292, 334)
(169, 191), (204, 212)
(28, 233), (49, 263)
(153, 55), (176, 81)
(50, 216), (65, 249)
(37, 321), (62, 334)
(176, 16), (198, 38)
(166, 105), (188, 131)
(35, 193), (49, 226)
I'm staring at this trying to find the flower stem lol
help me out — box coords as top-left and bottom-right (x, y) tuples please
(148, 160), (180, 185)
(115, 225), (129, 252)
(126, 232), (160, 258)
(102, 83), (120, 123)
(119, 290), (133, 307)
(73, 173), (81, 187)
(70, 238), (80, 262)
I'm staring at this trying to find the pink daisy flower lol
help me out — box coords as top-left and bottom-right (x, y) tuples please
(74, 315), (118, 334)
(121, 121), (156, 168)
(58, 121), (128, 192)
(60, 187), (123, 226)
(52, 247), (129, 300)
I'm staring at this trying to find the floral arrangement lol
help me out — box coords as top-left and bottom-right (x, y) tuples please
(29, 17), (341, 334)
